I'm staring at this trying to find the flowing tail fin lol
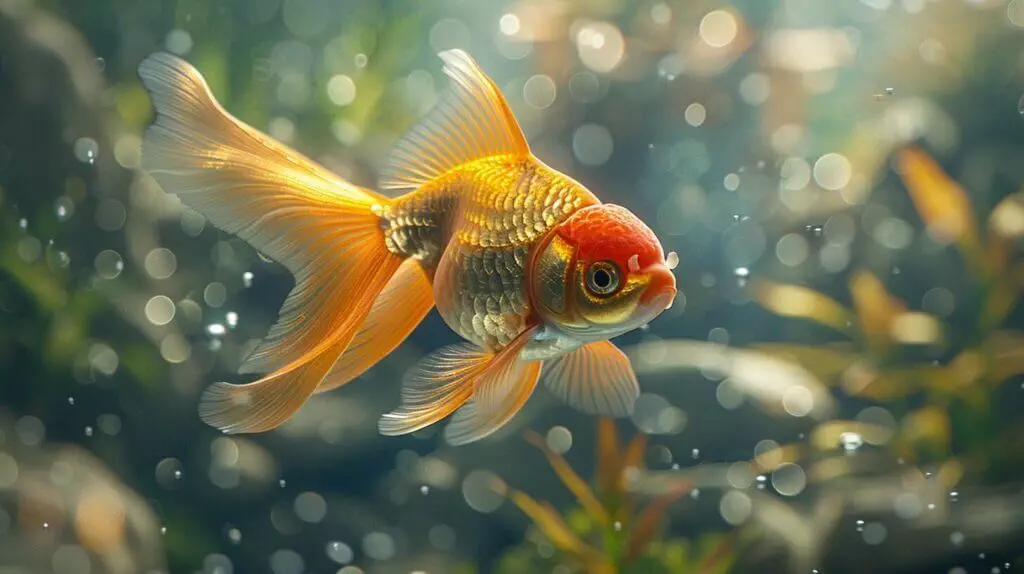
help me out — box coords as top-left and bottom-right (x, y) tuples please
(139, 52), (405, 433)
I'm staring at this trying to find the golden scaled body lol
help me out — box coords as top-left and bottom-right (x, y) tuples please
(381, 156), (597, 349)
(139, 48), (676, 444)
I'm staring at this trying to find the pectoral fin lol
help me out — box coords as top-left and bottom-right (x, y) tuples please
(542, 340), (640, 417)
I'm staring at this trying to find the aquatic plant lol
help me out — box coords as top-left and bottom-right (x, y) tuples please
(752, 146), (1024, 474)
(495, 418), (734, 574)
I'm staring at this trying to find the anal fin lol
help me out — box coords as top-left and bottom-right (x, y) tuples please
(379, 326), (542, 444)
(317, 259), (435, 393)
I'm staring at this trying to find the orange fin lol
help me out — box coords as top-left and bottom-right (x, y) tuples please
(444, 362), (541, 446)
(542, 340), (639, 417)
(317, 259), (435, 393)
(139, 53), (402, 433)
(377, 343), (485, 436)
(379, 49), (530, 192)
(379, 325), (542, 442)
(443, 327), (542, 446)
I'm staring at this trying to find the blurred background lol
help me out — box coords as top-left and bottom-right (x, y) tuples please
(3, 0), (1024, 572)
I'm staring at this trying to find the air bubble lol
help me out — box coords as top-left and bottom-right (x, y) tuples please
(166, 29), (194, 55)
(572, 124), (614, 166)
(73, 137), (99, 164)
(839, 432), (863, 452)
(54, 196), (74, 221)
(545, 426), (573, 454)
(362, 531), (396, 561)
(499, 13), (520, 35)
(862, 522), (887, 545)
(294, 491), (327, 523)
(155, 457), (184, 488)
(326, 541), (354, 565)
(94, 250), (124, 280)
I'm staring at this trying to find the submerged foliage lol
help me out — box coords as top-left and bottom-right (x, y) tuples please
(753, 145), (1024, 475)
(495, 419), (734, 574)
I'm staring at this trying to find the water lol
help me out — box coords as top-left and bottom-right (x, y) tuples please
(0, 1), (1021, 573)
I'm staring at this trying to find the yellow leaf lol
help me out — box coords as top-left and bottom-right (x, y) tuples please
(622, 432), (647, 488)
(945, 350), (986, 391)
(851, 365), (934, 400)
(986, 191), (1024, 276)
(509, 490), (605, 565)
(900, 405), (951, 454)
(978, 268), (1024, 332)
(897, 146), (982, 257)
(849, 271), (904, 349)
(935, 460), (964, 490)
(986, 331), (1024, 385)
(596, 418), (623, 497)
(751, 444), (803, 473)
(810, 420), (895, 451)
(625, 481), (691, 562)
(618, 432), (648, 522)
(524, 431), (611, 526)
(753, 280), (854, 334)
(888, 312), (944, 346)
(750, 343), (859, 382)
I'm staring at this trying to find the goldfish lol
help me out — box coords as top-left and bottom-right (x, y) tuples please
(138, 49), (677, 445)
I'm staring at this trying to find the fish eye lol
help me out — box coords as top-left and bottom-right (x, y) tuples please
(585, 261), (620, 297)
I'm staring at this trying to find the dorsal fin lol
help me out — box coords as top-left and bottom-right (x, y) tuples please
(379, 49), (530, 192)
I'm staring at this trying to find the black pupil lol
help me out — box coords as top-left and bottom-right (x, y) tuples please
(593, 269), (611, 289)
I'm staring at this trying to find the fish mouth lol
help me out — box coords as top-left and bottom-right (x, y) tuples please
(638, 263), (677, 311)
